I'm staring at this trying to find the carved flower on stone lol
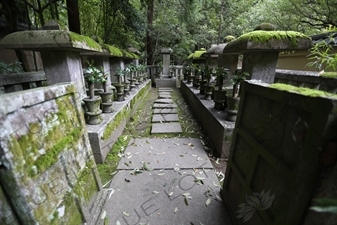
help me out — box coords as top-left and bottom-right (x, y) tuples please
(236, 189), (275, 223)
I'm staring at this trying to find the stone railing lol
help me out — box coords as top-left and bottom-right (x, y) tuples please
(0, 71), (46, 94)
(275, 69), (337, 94)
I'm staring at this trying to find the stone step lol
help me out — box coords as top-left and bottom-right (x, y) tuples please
(154, 99), (174, 104)
(153, 103), (177, 109)
(158, 94), (172, 99)
(158, 91), (172, 95)
(152, 114), (179, 123)
(151, 122), (182, 134)
(153, 108), (177, 114)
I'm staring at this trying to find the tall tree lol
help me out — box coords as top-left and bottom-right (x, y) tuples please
(66, 0), (80, 33)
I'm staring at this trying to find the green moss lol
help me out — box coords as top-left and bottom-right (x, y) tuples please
(321, 72), (337, 78)
(102, 44), (124, 57)
(63, 193), (83, 224)
(73, 159), (98, 202)
(224, 35), (235, 43)
(121, 49), (139, 59)
(190, 49), (207, 59)
(270, 83), (337, 98)
(229, 30), (311, 48)
(32, 128), (81, 176)
(68, 32), (102, 51)
(102, 108), (126, 141)
(97, 135), (130, 184)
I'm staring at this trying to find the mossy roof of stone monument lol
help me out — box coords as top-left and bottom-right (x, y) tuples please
(0, 30), (102, 52)
(188, 48), (207, 59)
(270, 83), (337, 99)
(321, 71), (337, 79)
(204, 43), (228, 57)
(121, 49), (139, 59)
(101, 44), (124, 57)
(223, 30), (312, 54)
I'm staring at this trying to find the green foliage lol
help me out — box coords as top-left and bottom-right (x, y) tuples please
(0, 61), (24, 74)
(311, 198), (337, 214)
(84, 61), (108, 83)
(270, 83), (337, 98)
(307, 35), (337, 71)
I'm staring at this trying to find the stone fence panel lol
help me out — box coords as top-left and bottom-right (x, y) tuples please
(222, 80), (337, 224)
(0, 83), (103, 225)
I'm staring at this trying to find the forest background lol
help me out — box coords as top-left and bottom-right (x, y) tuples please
(1, 0), (336, 66)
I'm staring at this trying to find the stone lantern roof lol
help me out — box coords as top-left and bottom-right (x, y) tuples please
(187, 48), (206, 59)
(0, 29), (102, 52)
(223, 30), (312, 54)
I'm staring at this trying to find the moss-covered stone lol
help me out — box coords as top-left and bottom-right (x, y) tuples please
(270, 83), (337, 98)
(224, 35), (235, 43)
(224, 30), (312, 53)
(102, 44), (124, 57)
(321, 72), (337, 78)
(68, 32), (102, 51)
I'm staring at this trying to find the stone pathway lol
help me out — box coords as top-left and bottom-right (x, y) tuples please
(103, 138), (232, 225)
(151, 88), (182, 134)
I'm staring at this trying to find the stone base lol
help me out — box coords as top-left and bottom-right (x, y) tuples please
(156, 78), (177, 88)
(180, 80), (235, 158)
(87, 80), (151, 163)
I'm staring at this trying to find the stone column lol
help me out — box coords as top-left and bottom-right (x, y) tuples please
(161, 48), (173, 78)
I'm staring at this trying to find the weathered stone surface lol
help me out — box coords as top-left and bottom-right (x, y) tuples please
(158, 94), (172, 99)
(154, 99), (173, 104)
(158, 88), (173, 92)
(158, 91), (172, 95)
(117, 138), (213, 170)
(0, 186), (20, 225)
(156, 79), (176, 88)
(0, 83), (103, 225)
(152, 114), (179, 122)
(153, 108), (177, 114)
(153, 103), (177, 109)
(151, 123), (182, 134)
(104, 169), (231, 225)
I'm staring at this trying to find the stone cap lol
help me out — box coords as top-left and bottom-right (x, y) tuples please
(0, 30), (102, 52)
(223, 31), (312, 54)
(160, 48), (173, 54)
(204, 43), (228, 57)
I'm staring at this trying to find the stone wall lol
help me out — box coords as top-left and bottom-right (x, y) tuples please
(0, 83), (104, 225)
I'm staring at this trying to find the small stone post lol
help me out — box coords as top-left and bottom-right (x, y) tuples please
(161, 48), (173, 78)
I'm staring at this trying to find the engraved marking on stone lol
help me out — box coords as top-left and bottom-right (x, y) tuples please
(179, 174), (197, 191)
(122, 209), (141, 225)
(140, 198), (159, 216)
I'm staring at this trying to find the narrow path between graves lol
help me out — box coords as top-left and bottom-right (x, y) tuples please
(99, 87), (230, 225)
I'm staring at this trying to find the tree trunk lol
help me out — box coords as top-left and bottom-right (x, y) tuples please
(66, 0), (81, 34)
(146, 0), (154, 65)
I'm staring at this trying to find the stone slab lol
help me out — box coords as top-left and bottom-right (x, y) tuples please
(154, 99), (173, 104)
(158, 91), (172, 95)
(153, 103), (177, 108)
(159, 94), (172, 99)
(153, 108), (177, 114)
(156, 78), (177, 88)
(151, 122), (182, 134)
(158, 88), (173, 92)
(117, 138), (213, 170)
(104, 170), (231, 225)
(152, 114), (179, 122)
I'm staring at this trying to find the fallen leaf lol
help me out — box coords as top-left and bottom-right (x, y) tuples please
(153, 191), (160, 194)
(122, 211), (130, 217)
(116, 221), (121, 225)
(169, 192), (174, 196)
(174, 207), (178, 213)
(182, 193), (190, 197)
(206, 198), (211, 206)
(184, 197), (189, 206)
(100, 210), (106, 219)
